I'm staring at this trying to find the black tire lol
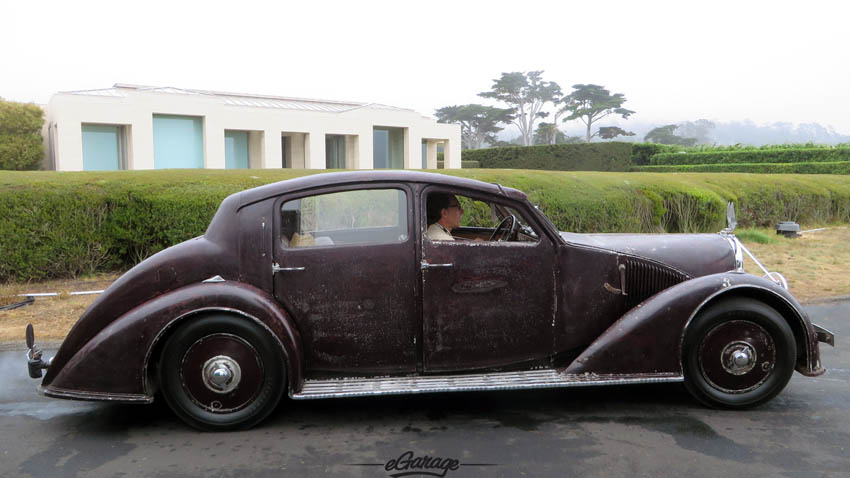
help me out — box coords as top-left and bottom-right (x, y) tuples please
(683, 297), (796, 409)
(158, 314), (286, 431)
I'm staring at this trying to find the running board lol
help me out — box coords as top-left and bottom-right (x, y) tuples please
(291, 369), (683, 400)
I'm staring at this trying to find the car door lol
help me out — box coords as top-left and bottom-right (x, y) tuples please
(420, 187), (557, 373)
(272, 185), (418, 375)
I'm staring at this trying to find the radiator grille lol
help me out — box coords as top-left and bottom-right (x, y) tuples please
(624, 258), (689, 309)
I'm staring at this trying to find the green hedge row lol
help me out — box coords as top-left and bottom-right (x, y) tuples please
(3, 169), (850, 282)
(651, 148), (850, 166)
(634, 161), (850, 174)
(460, 142), (634, 171)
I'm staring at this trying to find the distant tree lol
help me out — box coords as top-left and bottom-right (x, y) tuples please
(644, 124), (698, 146)
(676, 119), (715, 144)
(0, 99), (44, 170)
(479, 71), (561, 146)
(534, 122), (559, 145)
(598, 126), (635, 140)
(534, 122), (582, 144)
(561, 84), (635, 143)
(435, 104), (514, 149)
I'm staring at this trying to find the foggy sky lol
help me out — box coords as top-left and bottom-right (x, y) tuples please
(3, 0), (849, 134)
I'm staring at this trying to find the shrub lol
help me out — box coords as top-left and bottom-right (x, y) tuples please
(461, 142), (633, 171)
(0, 99), (44, 170)
(3, 169), (850, 282)
(634, 161), (850, 174)
(650, 147), (850, 166)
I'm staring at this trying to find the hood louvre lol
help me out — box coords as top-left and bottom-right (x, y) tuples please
(624, 258), (690, 309)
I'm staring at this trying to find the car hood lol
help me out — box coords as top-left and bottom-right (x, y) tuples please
(559, 232), (735, 277)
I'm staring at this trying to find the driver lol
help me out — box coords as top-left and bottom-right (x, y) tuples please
(426, 193), (463, 241)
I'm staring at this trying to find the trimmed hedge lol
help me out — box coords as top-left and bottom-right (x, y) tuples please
(461, 142), (633, 171)
(651, 147), (850, 166)
(3, 169), (850, 282)
(634, 161), (850, 174)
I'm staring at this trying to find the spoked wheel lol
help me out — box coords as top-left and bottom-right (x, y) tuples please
(159, 314), (285, 431)
(683, 297), (796, 409)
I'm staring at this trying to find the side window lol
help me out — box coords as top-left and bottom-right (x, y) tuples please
(425, 190), (540, 243)
(281, 189), (408, 248)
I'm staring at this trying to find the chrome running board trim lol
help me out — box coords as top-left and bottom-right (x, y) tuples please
(291, 369), (683, 400)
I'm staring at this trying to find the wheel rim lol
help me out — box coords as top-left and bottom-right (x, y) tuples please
(179, 333), (264, 413)
(698, 320), (776, 394)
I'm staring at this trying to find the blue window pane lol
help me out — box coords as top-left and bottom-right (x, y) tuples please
(225, 131), (249, 169)
(82, 124), (120, 171)
(373, 129), (388, 169)
(153, 115), (204, 169)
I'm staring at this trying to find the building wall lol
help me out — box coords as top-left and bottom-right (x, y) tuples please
(45, 89), (461, 171)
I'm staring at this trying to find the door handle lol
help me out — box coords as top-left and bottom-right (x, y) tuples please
(421, 261), (453, 270)
(273, 263), (306, 274)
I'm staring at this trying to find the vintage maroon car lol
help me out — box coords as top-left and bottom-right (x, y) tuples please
(26, 171), (834, 430)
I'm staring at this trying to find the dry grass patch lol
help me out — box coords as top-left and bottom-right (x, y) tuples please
(740, 226), (850, 303)
(0, 274), (118, 343)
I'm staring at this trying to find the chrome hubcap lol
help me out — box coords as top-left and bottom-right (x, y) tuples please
(202, 355), (242, 394)
(721, 341), (757, 375)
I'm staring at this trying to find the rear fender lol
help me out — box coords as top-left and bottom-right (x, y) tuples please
(564, 272), (819, 377)
(43, 282), (303, 401)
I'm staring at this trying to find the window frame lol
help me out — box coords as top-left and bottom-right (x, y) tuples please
(420, 186), (549, 248)
(275, 183), (414, 251)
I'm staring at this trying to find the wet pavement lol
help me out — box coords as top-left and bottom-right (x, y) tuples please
(0, 302), (847, 477)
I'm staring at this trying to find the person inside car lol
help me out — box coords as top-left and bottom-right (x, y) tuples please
(426, 193), (463, 241)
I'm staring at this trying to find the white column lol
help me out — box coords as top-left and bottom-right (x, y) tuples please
(204, 116), (226, 169)
(357, 128), (373, 169)
(345, 135), (359, 169)
(426, 140), (438, 169)
(59, 121), (84, 171)
(131, 111), (155, 170)
(261, 130), (281, 168)
(445, 139), (461, 169)
(248, 131), (264, 169)
(406, 128), (423, 169)
(306, 132), (326, 169)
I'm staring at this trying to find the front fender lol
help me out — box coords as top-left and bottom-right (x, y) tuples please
(564, 272), (820, 377)
(42, 281), (303, 402)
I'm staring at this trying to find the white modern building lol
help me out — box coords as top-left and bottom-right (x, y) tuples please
(43, 84), (461, 171)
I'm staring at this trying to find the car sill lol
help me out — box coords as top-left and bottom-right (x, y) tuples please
(291, 369), (683, 400)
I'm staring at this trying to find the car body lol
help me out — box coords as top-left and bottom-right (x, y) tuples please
(26, 171), (834, 430)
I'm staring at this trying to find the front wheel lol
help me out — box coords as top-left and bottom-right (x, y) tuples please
(683, 297), (796, 409)
(159, 314), (286, 431)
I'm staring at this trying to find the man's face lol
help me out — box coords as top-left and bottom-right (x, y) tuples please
(442, 196), (464, 231)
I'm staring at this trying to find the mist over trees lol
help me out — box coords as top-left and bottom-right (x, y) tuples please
(437, 71), (634, 148)
(436, 71), (850, 149)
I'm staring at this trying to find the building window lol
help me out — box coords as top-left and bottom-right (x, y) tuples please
(325, 134), (346, 169)
(224, 130), (250, 169)
(81, 124), (127, 171)
(153, 114), (204, 169)
(373, 127), (404, 169)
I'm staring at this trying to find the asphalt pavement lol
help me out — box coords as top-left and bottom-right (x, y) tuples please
(0, 301), (847, 478)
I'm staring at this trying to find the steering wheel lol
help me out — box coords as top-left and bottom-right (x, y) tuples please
(489, 214), (518, 242)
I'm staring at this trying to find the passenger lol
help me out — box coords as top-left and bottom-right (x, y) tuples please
(426, 193), (463, 241)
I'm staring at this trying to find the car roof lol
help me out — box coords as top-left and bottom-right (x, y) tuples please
(237, 170), (527, 206)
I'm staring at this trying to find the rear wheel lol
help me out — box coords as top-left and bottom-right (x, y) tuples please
(159, 314), (285, 431)
(683, 297), (796, 409)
